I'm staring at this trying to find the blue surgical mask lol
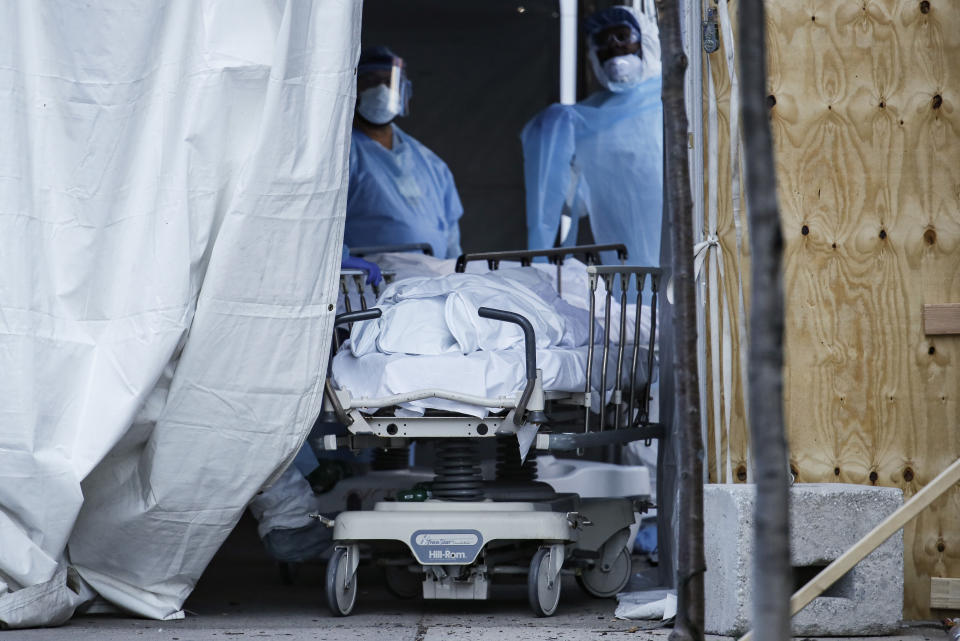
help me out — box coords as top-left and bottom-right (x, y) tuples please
(357, 85), (401, 125)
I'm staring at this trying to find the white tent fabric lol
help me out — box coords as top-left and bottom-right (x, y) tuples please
(0, 0), (359, 627)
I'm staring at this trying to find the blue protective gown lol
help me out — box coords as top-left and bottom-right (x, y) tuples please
(521, 76), (663, 267)
(345, 125), (464, 259)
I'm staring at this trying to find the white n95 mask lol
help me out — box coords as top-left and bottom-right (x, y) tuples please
(601, 54), (644, 92)
(357, 85), (401, 125)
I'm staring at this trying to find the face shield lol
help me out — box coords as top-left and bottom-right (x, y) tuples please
(591, 24), (641, 51)
(585, 7), (645, 93)
(356, 54), (412, 125)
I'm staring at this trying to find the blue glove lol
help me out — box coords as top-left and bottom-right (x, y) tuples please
(340, 255), (383, 285)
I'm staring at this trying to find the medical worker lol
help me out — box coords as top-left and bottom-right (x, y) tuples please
(247, 248), (379, 564)
(345, 46), (464, 259)
(521, 5), (662, 267)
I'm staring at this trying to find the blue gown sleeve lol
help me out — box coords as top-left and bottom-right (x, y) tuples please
(560, 177), (590, 247)
(445, 224), (462, 259)
(520, 103), (581, 250)
(441, 164), (464, 258)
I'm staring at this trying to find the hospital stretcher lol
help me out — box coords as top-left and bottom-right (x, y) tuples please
(319, 244), (662, 617)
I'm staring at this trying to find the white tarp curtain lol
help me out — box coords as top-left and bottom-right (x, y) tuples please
(0, 0), (360, 627)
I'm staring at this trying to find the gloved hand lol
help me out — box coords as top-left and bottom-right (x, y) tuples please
(340, 255), (383, 285)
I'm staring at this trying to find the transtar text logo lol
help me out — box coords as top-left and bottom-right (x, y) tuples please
(415, 533), (478, 546)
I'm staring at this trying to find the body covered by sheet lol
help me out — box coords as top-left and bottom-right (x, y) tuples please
(349, 251), (653, 344)
(0, 0), (359, 627)
(332, 267), (653, 417)
(350, 268), (591, 356)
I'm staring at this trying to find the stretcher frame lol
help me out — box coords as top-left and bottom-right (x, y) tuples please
(319, 244), (663, 617)
(326, 244), (663, 453)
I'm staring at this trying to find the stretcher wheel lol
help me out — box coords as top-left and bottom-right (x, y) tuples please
(278, 562), (296, 586)
(325, 547), (358, 616)
(528, 547), (561, 617)
(576, 547), (632, 598)
(384, 565), (421, 599)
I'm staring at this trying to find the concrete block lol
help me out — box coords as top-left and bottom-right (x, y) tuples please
(704, 483), (903, 637)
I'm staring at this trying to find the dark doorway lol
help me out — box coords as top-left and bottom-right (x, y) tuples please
(360, 0), (562, 252)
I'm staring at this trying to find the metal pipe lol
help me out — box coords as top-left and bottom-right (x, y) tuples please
(348, 389), (519, 410)
(558, 0), (578, 105)
(324, 378), (353, 425)
(334, 309), (383, 326)
(643, 281), (659, 423)
(349, 242), (433, 257)
(599, 275), (613, 431)
(477, 307), (539, 424)
(478, 307), (537, 383)
(340, 277), (353, 313)
(584, 274), (598, 434)
(538, 424), (665, 451)
(455, 244), (629, 273)
(613, 274), (629, 428)
(354, 274), (368, 311)
(587, 265), (661, 278)
(627, 273), (645, 426)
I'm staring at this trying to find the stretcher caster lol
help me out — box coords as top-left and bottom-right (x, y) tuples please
(384, 564), (421, 599)
(325, 545), (359, 616)
(576, 546), (632, 598)
(528, 545), (564, 617)
(278, 562), (296, 586)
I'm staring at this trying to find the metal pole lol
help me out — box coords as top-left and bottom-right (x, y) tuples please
(614, 275), (629, 429)
(558, 0), (578, 105)
(584, 274), (598, 437)
(627, 273), (645, 424)
(599, 276), (613, 431)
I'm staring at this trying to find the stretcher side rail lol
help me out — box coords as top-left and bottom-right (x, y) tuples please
(455, 243), (628, 294)
(341, 388), (520, 410)
(337, 268), (395, 317)
(583, 265), (661, 436)
(536, 424), (665, 451)
(348, 242), (434, 257)
(328, 247), (664, 453)
(323, 306), (546, 430)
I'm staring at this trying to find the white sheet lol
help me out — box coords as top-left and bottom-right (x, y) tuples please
(350, 268), (591, 356)
(348, 252), (655, 347)
(333, 344), (648, 418)
(331, 267), (652, 417)
(0, 0), (359, 627)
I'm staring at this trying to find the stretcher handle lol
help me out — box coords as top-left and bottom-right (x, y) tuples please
(477, 307), (536, 380)
(477, 307), (537, 425)
(334, 308), (382, 327)
(349, 243), (433, 257)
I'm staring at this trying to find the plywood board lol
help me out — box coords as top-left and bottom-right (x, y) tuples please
(699, 0), (960, 620)
(931, 577), (960, 610)
(924, 304), (960, 335)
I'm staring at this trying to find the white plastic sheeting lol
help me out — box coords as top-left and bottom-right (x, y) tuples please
(0, 0), (360, 627)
